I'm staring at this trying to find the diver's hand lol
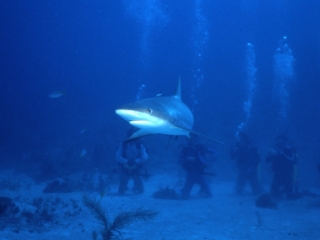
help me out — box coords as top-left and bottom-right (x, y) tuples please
(124, 162), (138, 170)
(186, 156), (196, 162)
(135, 157), (145, 164)
(124, 159), (138, 169)
(268, 149), (277, 156)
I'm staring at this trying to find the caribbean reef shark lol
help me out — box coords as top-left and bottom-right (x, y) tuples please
(115, 80), (223, 144)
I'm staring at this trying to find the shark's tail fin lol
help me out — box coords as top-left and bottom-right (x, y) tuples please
(189, 129), (224, 145)
(178, 125), (224, 144)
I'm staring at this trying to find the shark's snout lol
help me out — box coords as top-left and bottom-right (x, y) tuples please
(115, 109), (139, 121)
(116, 108), (165, 129)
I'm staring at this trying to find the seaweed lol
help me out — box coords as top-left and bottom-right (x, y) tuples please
(0, 196), (20, 216)
(82, 195), (158, 240)
(153, 186), (179, 200)
(255, 193), (277, 209)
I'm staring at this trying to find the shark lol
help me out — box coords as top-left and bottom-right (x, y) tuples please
(115, 80), (223, 144)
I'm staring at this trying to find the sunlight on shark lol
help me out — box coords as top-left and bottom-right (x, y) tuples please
(115, 80), (223, 144)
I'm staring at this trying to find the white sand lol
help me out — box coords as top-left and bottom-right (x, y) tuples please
(0, 173), (319, 240)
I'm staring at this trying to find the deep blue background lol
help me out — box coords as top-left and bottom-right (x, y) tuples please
(1, 0), (320, 185)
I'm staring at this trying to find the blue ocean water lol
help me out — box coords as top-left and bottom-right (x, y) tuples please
(1, 0), (320, 187)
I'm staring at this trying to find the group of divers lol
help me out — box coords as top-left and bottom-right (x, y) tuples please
(114, 127), (320, 208)
(113, 81), (319, 207)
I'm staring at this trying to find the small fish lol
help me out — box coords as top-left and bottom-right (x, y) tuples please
(49, 91), (65, 98)
(80, 149), (87, 158)
(80, 129), (87, 134)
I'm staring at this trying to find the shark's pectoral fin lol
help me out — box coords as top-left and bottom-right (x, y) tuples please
(125, 129), (152, 142)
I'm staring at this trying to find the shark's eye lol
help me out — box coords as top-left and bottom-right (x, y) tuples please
(146, 109), (152, 114)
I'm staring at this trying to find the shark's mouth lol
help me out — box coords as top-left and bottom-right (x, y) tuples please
(129, 120), (156, 127)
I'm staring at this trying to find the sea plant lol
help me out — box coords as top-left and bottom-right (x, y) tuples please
(82, 195), (158, 240)
(153, 186), (179, 199)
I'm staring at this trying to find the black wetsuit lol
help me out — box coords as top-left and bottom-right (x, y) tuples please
(230, 144), (264, 195)
(179, 144), (215, 199)
(267, 145), (297, 199)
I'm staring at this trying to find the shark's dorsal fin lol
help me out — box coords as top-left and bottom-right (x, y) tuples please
(174, 77), (181, 99)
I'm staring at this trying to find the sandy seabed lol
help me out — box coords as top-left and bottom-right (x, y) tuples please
(0, 173), (320, 240)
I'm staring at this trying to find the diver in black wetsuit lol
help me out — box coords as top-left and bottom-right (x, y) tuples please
(115, 128), (148, 195)
(266, 134), (298, 200)
(178, 135), (216, 199)
(230, 131), (264, 195)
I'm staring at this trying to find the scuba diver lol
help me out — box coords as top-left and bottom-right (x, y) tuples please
(230, 131), (264, 195)
(266, 134), (298, 200)
(178, 134), (216, 199)
(115, 128), (148, 195)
